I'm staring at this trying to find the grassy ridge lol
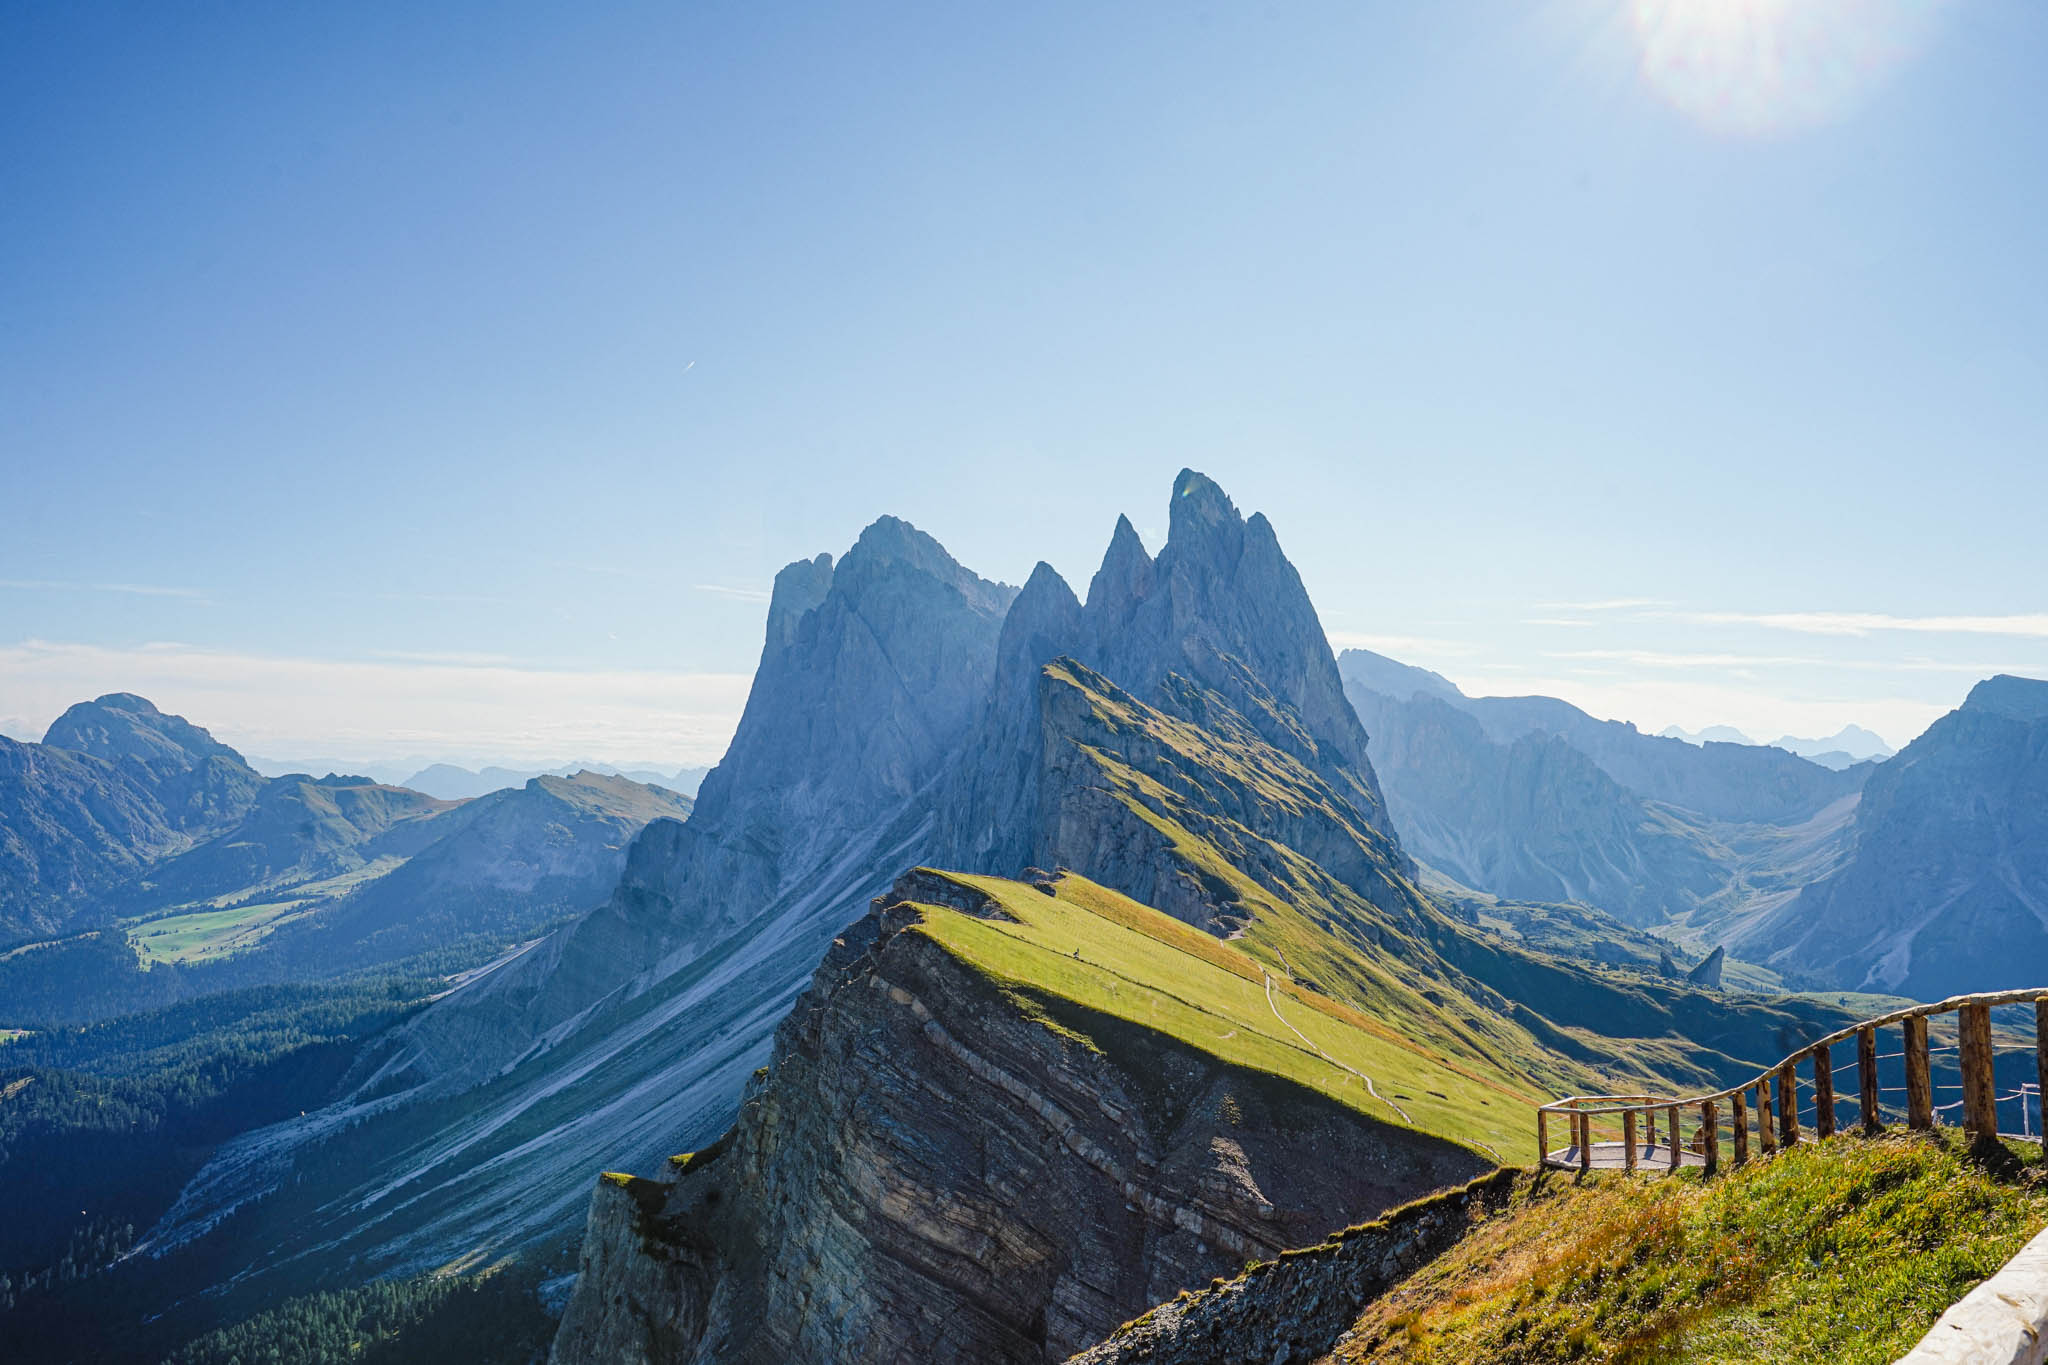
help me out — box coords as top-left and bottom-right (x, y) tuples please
(1340, 1132), (2048, 1363)
(908, 870), (1535, 1157)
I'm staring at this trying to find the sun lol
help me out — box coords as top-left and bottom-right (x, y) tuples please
(1628, 0), (1947, 135)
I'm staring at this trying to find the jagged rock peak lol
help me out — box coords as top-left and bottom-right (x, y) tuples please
(1003, 562), (1084, 653)
(765, 553), (834, 653)
(1085, 513), (1154, 614)
(1962, 674), (2048, 722)
(841, 514), (1013, 607)
(1167, 467), (1241, 551)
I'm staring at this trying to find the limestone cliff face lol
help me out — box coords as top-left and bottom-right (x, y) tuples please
(358, 515), (1017, 1095)
(549, 877), (1487, 1365)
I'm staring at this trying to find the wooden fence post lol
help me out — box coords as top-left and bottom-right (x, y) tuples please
(1859, 1026), (1881, 1135)
(2037, 999), (2048, 1161)
(1624, 1110), (1639, 1172)
(1757, 1082), (1776, 1154)
(1668, 1103), (1682, 1172)
(1814, 1043), (1836, 1139)
(1732, 1089), (1749, 1165)
(1702, 1099), (1719, 1175)
(1777, 1063), (1801, 1147)
(1578, 1111), (1592, 1174)
(1960, 1002), (1997, 1143)
(1905, 1016), (1934, 1130)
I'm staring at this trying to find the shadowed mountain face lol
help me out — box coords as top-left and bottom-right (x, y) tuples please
(1337, 649), (1871, 932)
(1737, 675), (2048, 999)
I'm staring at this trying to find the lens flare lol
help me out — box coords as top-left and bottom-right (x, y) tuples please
(1629, 0), (1946, 135)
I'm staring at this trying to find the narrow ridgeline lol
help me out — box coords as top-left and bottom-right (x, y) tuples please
(550, 869), (1506, 1364)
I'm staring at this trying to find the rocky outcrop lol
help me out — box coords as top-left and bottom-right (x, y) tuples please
(549, 877), (1489, 1365)
(1742, 674), (2048, 998)
(1687, 945), (1726, 989)
(1065, 1168), (1521, 1365)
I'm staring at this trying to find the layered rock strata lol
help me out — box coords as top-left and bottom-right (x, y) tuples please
(549, 877), (1488, 1365)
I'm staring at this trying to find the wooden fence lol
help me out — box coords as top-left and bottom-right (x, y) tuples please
(1537, 988), (2048, 1175)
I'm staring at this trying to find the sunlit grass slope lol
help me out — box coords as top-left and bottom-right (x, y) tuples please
(1341, 1131), (2048, 1364)
(1040, 660), (1862, 1109)
(906, 869), (1535, 1159)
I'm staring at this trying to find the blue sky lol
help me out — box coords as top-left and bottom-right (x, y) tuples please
(4, 0), (2045, 766)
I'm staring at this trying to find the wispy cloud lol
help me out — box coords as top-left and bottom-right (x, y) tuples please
(1533, 598), (1672, 612)
(372, 590), (514, 606)
(1547, 648), (2025, 676)
(693, 583), (772, 604)
(1529, 596), (2048, 640)
(1548, 648), (1821, 670)
(546, 560), (647, 580)
(368, 649), (526, 667)
(1674, 610), (2048, 638)
(0, 639), (750, 767)
(0, 578), (210, 601)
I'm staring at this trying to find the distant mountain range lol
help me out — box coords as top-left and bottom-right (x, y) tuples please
(1338, 649), (1871, 930)
(1339, 649), (2048, 1006)
(1766, 725), (1896, 769)
(0, 697), (692, 1024)
(1657, 724), (1756, 746)
(399, 761), (710, 800)
(1654, 722), (1894, 770)
(1729, 676), (2048, 999)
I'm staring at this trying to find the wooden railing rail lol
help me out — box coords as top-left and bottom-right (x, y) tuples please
(1536, 988), (2048, 1174)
